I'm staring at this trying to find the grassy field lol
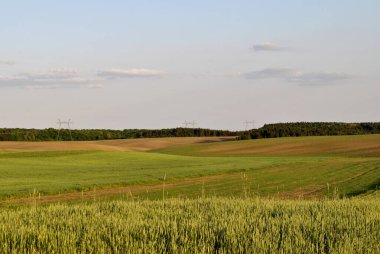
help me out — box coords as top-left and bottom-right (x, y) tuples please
(0, 198), (379, 253)
(0, 135), (379, 202)
(1, 135), (380, 253)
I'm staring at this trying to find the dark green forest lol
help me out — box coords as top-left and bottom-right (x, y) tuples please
(0, 128), (235, 141)
(237, 122), (380, 140)
(1, 122), (380, 141)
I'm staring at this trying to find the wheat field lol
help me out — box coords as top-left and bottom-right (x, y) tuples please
(1, 197), (379, 253)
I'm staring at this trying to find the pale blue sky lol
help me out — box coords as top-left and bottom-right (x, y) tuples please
(1, 1), (379, 130)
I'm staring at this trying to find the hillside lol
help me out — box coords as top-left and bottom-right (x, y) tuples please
(0, 135), (379, 204)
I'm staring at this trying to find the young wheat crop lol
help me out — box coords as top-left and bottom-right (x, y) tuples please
(0, 197), (379, 253)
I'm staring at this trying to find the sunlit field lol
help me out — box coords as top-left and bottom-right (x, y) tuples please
(0, 135), (379, 202)
(1, 198), (379, 253)
(1, 135), (379, 253)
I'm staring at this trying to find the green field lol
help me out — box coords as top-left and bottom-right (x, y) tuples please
(0, 135), (379, 202)
(1, 135), (380, 253)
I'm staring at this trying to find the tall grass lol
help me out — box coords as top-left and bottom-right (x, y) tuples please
(0, 197), (379, 253)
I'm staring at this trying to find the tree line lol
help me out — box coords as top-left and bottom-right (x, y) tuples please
(1, 122), (379, 141)
(237, 122), (380, 140)
(0, 128), (236, 141)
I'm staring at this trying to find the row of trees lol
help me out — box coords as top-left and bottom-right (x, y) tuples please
(0, 128), (236, 141)
(1, 122), (379, 141)
(237, 122), (380, 140)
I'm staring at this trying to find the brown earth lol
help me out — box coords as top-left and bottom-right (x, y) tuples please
(200, 135), (380, 156)
(0, 136), (235, 152)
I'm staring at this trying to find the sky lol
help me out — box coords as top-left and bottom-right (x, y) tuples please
(0, 0), (379, 130)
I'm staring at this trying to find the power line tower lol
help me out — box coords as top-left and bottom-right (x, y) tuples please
(56, 119), (73, 141)
(244, 120), (255, 130)
(190, 120), (197, 128)
(182, 120), (197, 128)
(182, 120), (191, 128)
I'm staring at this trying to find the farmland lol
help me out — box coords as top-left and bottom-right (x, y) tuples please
(0, 135), (379, 203)
(1, 198), (379, 253)
(0, 135), (379, 253)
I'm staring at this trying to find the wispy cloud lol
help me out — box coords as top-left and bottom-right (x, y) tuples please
(244, 68), (297, 79)
(48, 67), (79, 75)
(0, 67), (164, 89)
(0, 60), (15, 65)
(252, 42), (288, 52)
(97, 68), (163, 79)
(0, 68), (102, 89)
(288, 72), (351, 85)
(243, 67), (352, 86)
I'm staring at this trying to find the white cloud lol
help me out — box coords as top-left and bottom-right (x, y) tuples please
(243, 68), (352, 86)
(97, 68), (163, 78)
(252, 42), (287, 52)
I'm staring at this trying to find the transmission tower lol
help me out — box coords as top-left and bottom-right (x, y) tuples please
(182, 120), (197, 128)
(244, 120), (255, 130)
(182, 120), (190, 128)
(56, 119), (73, 141)
(190, 120), (197, 128)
